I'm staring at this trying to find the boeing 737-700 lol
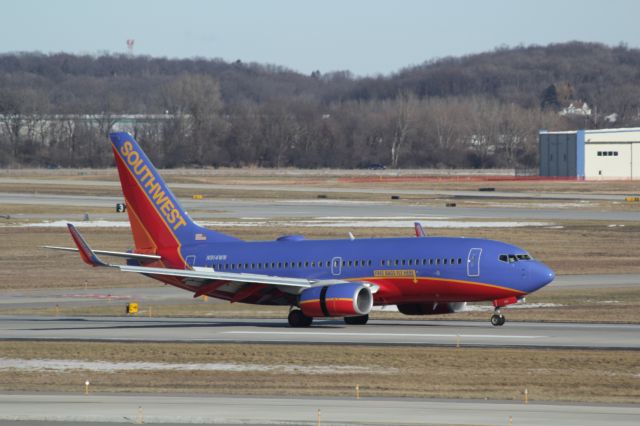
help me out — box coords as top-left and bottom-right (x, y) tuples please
(46, 132), (555, 327)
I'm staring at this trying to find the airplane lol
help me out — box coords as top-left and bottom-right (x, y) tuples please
(46, 132), (555, 327)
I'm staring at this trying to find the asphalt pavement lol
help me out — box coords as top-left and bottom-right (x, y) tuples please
(1, 315), (638, 349)
(0, 393), (638, 425)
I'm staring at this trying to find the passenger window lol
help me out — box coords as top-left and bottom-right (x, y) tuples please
(458, 258), (462, 264)
(444, 258), (448, 265)
(436, 259), (440, 265)
(408, 259), (413, 266)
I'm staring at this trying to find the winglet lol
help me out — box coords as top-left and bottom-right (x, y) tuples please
(67, 223), (108, 267)
(414, 222), (426, 237)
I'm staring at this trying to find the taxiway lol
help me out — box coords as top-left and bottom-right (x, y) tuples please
(0, 315), (638, 349)
(0, 393), (638, 425)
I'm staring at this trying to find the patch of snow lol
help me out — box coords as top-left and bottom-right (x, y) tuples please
(463, 303), (563, 312)
(6, 220), (131, 228)
(607, 224), (625, 228)
(482, 202), (593, 209)
(281, 200), (388, 205)
(202, 220), (551, 229)
(6, 218), (551, 229)
(372, 305), (400, 312)
(0, 358), (391, 375)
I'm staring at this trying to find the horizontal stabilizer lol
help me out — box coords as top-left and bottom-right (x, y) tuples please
(42, 245), (161, 261)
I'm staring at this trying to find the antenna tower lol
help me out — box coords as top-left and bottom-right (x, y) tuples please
(126, 39), (135, 56)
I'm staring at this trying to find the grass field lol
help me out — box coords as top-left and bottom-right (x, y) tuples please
(0, 341), (637, 404)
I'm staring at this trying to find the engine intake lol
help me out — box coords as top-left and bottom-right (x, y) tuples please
(299, 283), (373, 318)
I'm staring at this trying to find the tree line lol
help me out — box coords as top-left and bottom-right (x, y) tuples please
(1, 42), (639, 169)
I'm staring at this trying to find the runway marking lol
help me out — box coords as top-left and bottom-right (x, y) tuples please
(224, 331), (545, 339)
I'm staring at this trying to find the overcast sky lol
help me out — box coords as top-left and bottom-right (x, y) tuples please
(2, 0), (639, 76)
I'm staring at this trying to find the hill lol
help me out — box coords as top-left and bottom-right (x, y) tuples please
(1, 42), (639, 168)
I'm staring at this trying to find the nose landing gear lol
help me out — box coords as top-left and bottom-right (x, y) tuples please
(490, 308), (506, 326)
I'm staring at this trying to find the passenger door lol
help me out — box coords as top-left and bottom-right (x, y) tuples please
(185, 255), (196, 270)
(331, 256), (342, 276)
(467, 248), (482, 277)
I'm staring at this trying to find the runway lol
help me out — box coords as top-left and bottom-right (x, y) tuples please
(0, 393), (638, 425)
(1, 315), (638, 349)
(3, 191), (640, 222)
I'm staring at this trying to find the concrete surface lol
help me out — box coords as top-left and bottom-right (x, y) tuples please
(0, 393), (638, 425)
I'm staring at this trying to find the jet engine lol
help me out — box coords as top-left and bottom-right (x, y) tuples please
(299, 283), (373, 318)
(397, 301), (467, 315)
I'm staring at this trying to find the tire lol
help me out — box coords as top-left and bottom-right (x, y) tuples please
(288, 309), (313, 327)
(344, 314), (369, 325)
(490, 314), (504, 327)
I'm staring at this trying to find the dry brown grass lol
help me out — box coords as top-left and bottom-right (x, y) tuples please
(0, 341), (637, 403)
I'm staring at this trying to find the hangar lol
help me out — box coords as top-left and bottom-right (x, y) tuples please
(539, 128), (640, 180)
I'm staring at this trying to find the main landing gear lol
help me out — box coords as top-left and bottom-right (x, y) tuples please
(344, 314), (369, 325)
(490, 308), (506, 326)
(288, 308), (313, 327)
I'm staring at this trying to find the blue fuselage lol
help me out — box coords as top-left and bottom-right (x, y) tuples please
(180, 236), (555, 306)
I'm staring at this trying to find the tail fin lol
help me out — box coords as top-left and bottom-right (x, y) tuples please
(109, 132), (240, 258)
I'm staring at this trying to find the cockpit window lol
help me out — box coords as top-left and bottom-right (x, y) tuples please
(499, 253), (532, 263)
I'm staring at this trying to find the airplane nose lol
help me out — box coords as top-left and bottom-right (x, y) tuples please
(523, 261), (555, 293)
(534, 262), (555, 289)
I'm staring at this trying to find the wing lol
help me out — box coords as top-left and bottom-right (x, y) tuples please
(59, 223), (316, 304)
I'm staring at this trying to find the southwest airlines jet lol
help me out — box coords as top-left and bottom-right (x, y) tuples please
(47, 132), (555, 327)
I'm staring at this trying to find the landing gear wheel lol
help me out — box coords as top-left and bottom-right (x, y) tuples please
(288, 309), (313, 327)
(491, 314), (506, 326)
(344, 314), (369, 325)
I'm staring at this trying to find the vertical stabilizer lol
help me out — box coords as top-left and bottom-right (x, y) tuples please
(109, 132), (240, 264)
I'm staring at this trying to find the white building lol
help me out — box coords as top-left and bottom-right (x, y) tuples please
(539, 128), (640, 180)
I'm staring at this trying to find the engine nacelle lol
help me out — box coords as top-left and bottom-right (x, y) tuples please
(299, 283), (373, 318)
(397, 302), (467, 316)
